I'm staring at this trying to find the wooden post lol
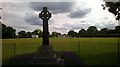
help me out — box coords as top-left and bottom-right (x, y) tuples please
(78, 41), (80, 56)
(14, 43), (16, 58)
(117, 40), (119, 65)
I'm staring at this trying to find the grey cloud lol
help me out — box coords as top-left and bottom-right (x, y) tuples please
(24, 11), (55, 26)
(62, 21), (93, 30)
(48, 19), (55, 25)
(24, 13), (42, 25)
(2, 2), (29, 23)
(95, 21), (117, 29)
(30, 2), (75, 14)
(68, 8), (91, 18)
(2, 2), (30, 12)
(53, 26), (69, 30)
(103, 23), (116, 29)
(2, 2), (42, 26)
(2, 2), (41, 32)
(103, 17), (109, 20)
(2, 9), (27, 26)
(3, 0), (78, 2)
(63, 23), (80, 29)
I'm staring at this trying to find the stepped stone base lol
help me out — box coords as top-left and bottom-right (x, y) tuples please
(3, 51), (83, 66)
(31, 57), (63, 65)
(37, 45), (55, 57)
(30, 45), (61, 64)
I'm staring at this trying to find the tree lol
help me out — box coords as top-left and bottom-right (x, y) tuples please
(32, 29), (41, 35)
(2, 24), (7, 38)
(32, 29), (43, 38)
(26, 31), (32, 38)
(0, 22), (1, 38)
(102, 2), (120, 21)
(108, 29), (116, 34)
(100, 28), (108, 34)
(0, 16), (1, 19)
(115, 26), (120, 34)
(78, 29), (86, 34)
(68, 30), (77, 37)
(2, 23), (16, 38)
(39, 30), (43, 38)
(52, 32), (61, 37)
(18, 30), (27, 38)
(87, 26), (98, 34)
(6, 26), (16, 38)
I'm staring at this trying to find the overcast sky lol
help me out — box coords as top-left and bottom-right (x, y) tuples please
(1, 0), (119, 34)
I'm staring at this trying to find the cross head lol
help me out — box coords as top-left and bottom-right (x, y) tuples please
(39, 7), (51, 20)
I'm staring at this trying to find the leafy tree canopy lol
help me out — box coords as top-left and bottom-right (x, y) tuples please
(102, 1), (120, 21)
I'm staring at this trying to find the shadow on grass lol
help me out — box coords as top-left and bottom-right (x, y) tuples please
(80, 52), (120, 65)
(2, 51), (86, 67)
(2, 51), (120, 67)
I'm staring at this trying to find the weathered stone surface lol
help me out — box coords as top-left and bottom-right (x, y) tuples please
(38, 7), (55, 59)
(37, 45), (55, 57)
(39, 7), (51, 46)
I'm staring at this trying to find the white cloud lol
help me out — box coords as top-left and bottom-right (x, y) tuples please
(1, 0), (118, 34)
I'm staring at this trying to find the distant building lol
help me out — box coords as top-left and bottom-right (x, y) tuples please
(32, 35), (39, 38)
(58, 35), (71, 38)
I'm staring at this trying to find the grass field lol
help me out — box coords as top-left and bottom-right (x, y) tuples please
(2, 38), (120, 65)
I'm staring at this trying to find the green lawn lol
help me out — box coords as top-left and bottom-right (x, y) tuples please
(2, 38), (120, 65)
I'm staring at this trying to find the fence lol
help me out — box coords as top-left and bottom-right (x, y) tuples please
(2, 38), (120, 65)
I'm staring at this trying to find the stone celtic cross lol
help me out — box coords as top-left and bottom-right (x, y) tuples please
(39, 7), (51, 46)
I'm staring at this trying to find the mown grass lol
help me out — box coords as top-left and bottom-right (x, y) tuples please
(2, 38), (120, 65)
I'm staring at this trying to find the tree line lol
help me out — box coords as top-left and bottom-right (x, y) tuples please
(68, 26), (120, 37)
(1, 23), (120, 39)
(2, 23), (16, 38)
